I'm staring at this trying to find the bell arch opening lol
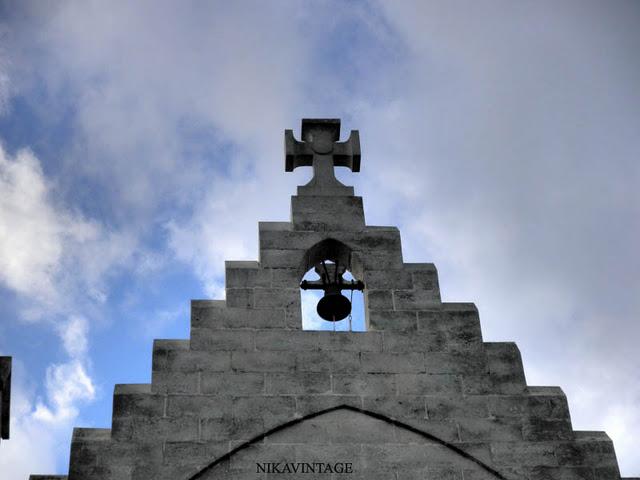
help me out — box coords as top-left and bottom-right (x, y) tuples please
(299, 239), (366, 331)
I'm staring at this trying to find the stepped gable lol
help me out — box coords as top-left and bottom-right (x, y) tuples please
(31, 119), (633, 480)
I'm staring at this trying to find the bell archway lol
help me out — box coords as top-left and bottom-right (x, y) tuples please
(298, 238), (366, 331)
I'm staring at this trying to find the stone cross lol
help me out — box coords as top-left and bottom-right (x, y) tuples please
(285, 119), (360, 196)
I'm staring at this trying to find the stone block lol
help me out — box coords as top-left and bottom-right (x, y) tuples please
(362, 269), (413, 290)
(332, 373), (396, 396)
(382, 330), (447, 353)
(284, 306), (303, 330)
(294, 394), (362, 416)
(418, 305), (483, 350)
(200, 416), (261, 441)
(361, 443), (447, 470)
(292, 443), (361, 465)
(362, 395), (427, 420)
(231, 350), (298, 373)
(190, 300), (226, 329)
(396, 374), (461, 395)
(94, 442), (162, 469)
(225, 261), (272, 288)
(462, 374), (526, 395)
(165, 395), (232, 418)
(423, 352), (487, 375)
(112, 386), (164, 419)
(393, 289), (441, 310)
(259, 248), (306, 269)
(265, 372), (331, 395)
(487, 389), (571, 420)
(153, 350), (231, 373)
(201, 372), (265, 395)
(253, 288), (299, 309)
(491, 442), (559, 467)
(258, 226), (324, 251)
(505, 466), (596, 480)
(393, 417), (460, 443)
(190, 329), (255, 351)
(232, 395), (296, 426)
(365, 290), (394, 310)
(294, 350), (361, 373)
(425, 395), (489, 420)
(151, 372), (198, 394)
(255, 330), (383, 353)
(163, 441), (228, 466)
(555, 433), (618, 466)
(358, 251), (404, 270)
(368, 310), (418, 332)
(423, 466), (464, 480)
(457, 416), (524, 442)
(68, 465), (133, 480)
(119, 416), (199, 442)
(351, 226), (402, 252)
(225, 288), (254, 308)
(522, 417), (574, 441)
(191, 304), (286, 330)
(404, 263), (440, 289)
(270, 268), (301, 288)
(291, 195), (365, 231)
(131, 463), (198, 480)
(360, 352), (425, 373)
(595, 467), (623, 480)
(485, 342), (527, 393)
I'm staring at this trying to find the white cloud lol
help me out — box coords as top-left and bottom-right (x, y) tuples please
(34, 316), (95, 426)
(0, 348), (93, 479)
(57, 315), (89, 360)
(0, 144), (135, 315)
(0, 364), (59, 479)
(0, 146), (93, 304)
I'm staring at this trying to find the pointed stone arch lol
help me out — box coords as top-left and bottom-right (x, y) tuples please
(299, 238), (364, 281)
(187, 405), (507, 480)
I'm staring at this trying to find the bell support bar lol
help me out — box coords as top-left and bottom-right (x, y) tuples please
(300, 280), (365, 291)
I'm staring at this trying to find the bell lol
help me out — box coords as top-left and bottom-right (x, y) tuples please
(317, 290), (352, 322)
(300, 260), (365, 323)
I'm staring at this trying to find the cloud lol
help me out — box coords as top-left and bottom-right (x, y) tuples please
(0, 144), (136, 316)
(0, 361), (59, 479)
(0, 146), (93, 304)
(0, 317), (95, 478)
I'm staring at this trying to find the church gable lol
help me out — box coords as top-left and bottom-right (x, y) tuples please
(34, 119), (627, 480)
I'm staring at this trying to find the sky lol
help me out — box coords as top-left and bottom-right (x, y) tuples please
(0, 0), (638, 477)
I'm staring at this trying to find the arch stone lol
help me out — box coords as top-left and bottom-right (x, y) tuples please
(191, 406), (505, 480)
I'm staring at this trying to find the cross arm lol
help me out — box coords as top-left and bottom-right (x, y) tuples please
(332, 130), (361, 172)
(284, 129), (313, 172)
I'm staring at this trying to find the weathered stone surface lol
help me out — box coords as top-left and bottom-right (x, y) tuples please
(291, 195), (365, 231)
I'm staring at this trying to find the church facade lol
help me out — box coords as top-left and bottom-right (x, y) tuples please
(32, 119), (630, 480)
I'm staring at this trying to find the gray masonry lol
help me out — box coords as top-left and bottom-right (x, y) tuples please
(31, 119), (635, 480)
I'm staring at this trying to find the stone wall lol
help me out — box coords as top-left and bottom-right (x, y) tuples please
(32, 193), (630, 480)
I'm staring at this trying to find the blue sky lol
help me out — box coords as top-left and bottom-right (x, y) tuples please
(0, 1), (638, 477)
